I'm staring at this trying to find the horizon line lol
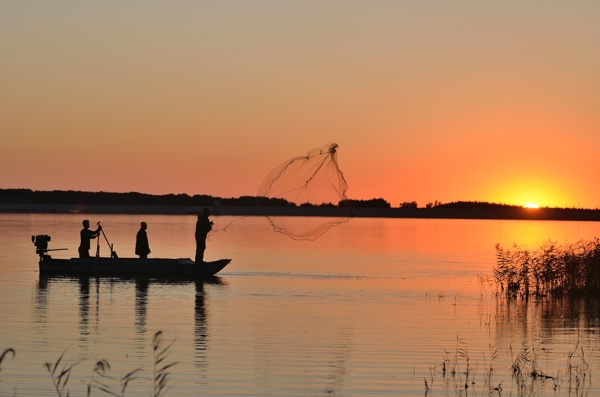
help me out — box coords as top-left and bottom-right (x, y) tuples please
(1, 188), (598, 211)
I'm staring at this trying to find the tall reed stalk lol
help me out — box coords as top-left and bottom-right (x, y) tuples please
(151, 331), (178, 397)
(0, 348), (16, 396)
(44, 349), (83, 397)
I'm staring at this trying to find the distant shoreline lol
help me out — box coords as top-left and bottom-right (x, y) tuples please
(2, 203), (600, 222)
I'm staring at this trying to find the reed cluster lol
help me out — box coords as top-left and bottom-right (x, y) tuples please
(426, 335), (593, 396)
(0, 331), (176, 397)
(494, 238), (600, 298)
(427, 336), (499, 396)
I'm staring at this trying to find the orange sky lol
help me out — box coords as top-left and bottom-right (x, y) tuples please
(1, 2), (599, 208)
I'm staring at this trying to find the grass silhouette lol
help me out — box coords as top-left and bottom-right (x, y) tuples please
(495, 238), (600, 298)
(1, 331), (176, 397)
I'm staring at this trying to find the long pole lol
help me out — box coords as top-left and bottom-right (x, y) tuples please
(96, 231), (100, 257)
(98, 221), (115, 258)
(95, 229), (100, 276)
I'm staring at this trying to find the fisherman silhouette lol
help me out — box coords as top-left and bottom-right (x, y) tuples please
(135, 222), (151, 259)
(195, 208), (213, 263)
(78, 219), (102, 258)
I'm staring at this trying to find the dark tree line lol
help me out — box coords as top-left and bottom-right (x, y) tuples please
(0, 189), (392, 209)
(339, 198), (391, 208)
(399, 201), (418, 209)
(0, 189), (295, 207)
(4, 190), (593, 211)
(434, 201), (521, 210)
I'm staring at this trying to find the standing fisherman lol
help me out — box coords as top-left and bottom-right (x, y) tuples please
(79, 220), (102, 258)
(195, 208), (213, 263)
(135, 222), (151, 259)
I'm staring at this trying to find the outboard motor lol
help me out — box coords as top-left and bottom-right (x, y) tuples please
(32, 235), (67, 260)
(32, 234), (51, 257)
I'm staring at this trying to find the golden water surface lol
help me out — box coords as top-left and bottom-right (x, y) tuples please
(1, 213), (600, 396)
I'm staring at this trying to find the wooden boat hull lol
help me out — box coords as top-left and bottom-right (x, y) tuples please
(39, 256), (230, 277)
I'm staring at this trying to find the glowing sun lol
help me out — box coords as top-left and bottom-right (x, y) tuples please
(523, 203), (539, 209)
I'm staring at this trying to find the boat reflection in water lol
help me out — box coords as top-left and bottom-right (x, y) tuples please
(135, 278), (149, 335)
(33, 274), (227, 370)
(194, 279), (210, 373)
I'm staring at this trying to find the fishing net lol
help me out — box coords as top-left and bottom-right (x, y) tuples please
(257, 143), (352, 240)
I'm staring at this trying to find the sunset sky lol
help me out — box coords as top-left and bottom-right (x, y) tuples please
(1, 1), (599, 208)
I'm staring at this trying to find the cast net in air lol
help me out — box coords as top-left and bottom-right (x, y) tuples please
(257, 142), (353, 240)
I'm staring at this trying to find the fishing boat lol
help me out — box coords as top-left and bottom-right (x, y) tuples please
(32, 234), (230, 277)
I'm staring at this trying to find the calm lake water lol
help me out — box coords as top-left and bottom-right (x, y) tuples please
(1, 213), (600, 396)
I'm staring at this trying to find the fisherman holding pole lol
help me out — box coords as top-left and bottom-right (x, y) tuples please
(195, 208), (213, 263)
(78, 219), (102, 258)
